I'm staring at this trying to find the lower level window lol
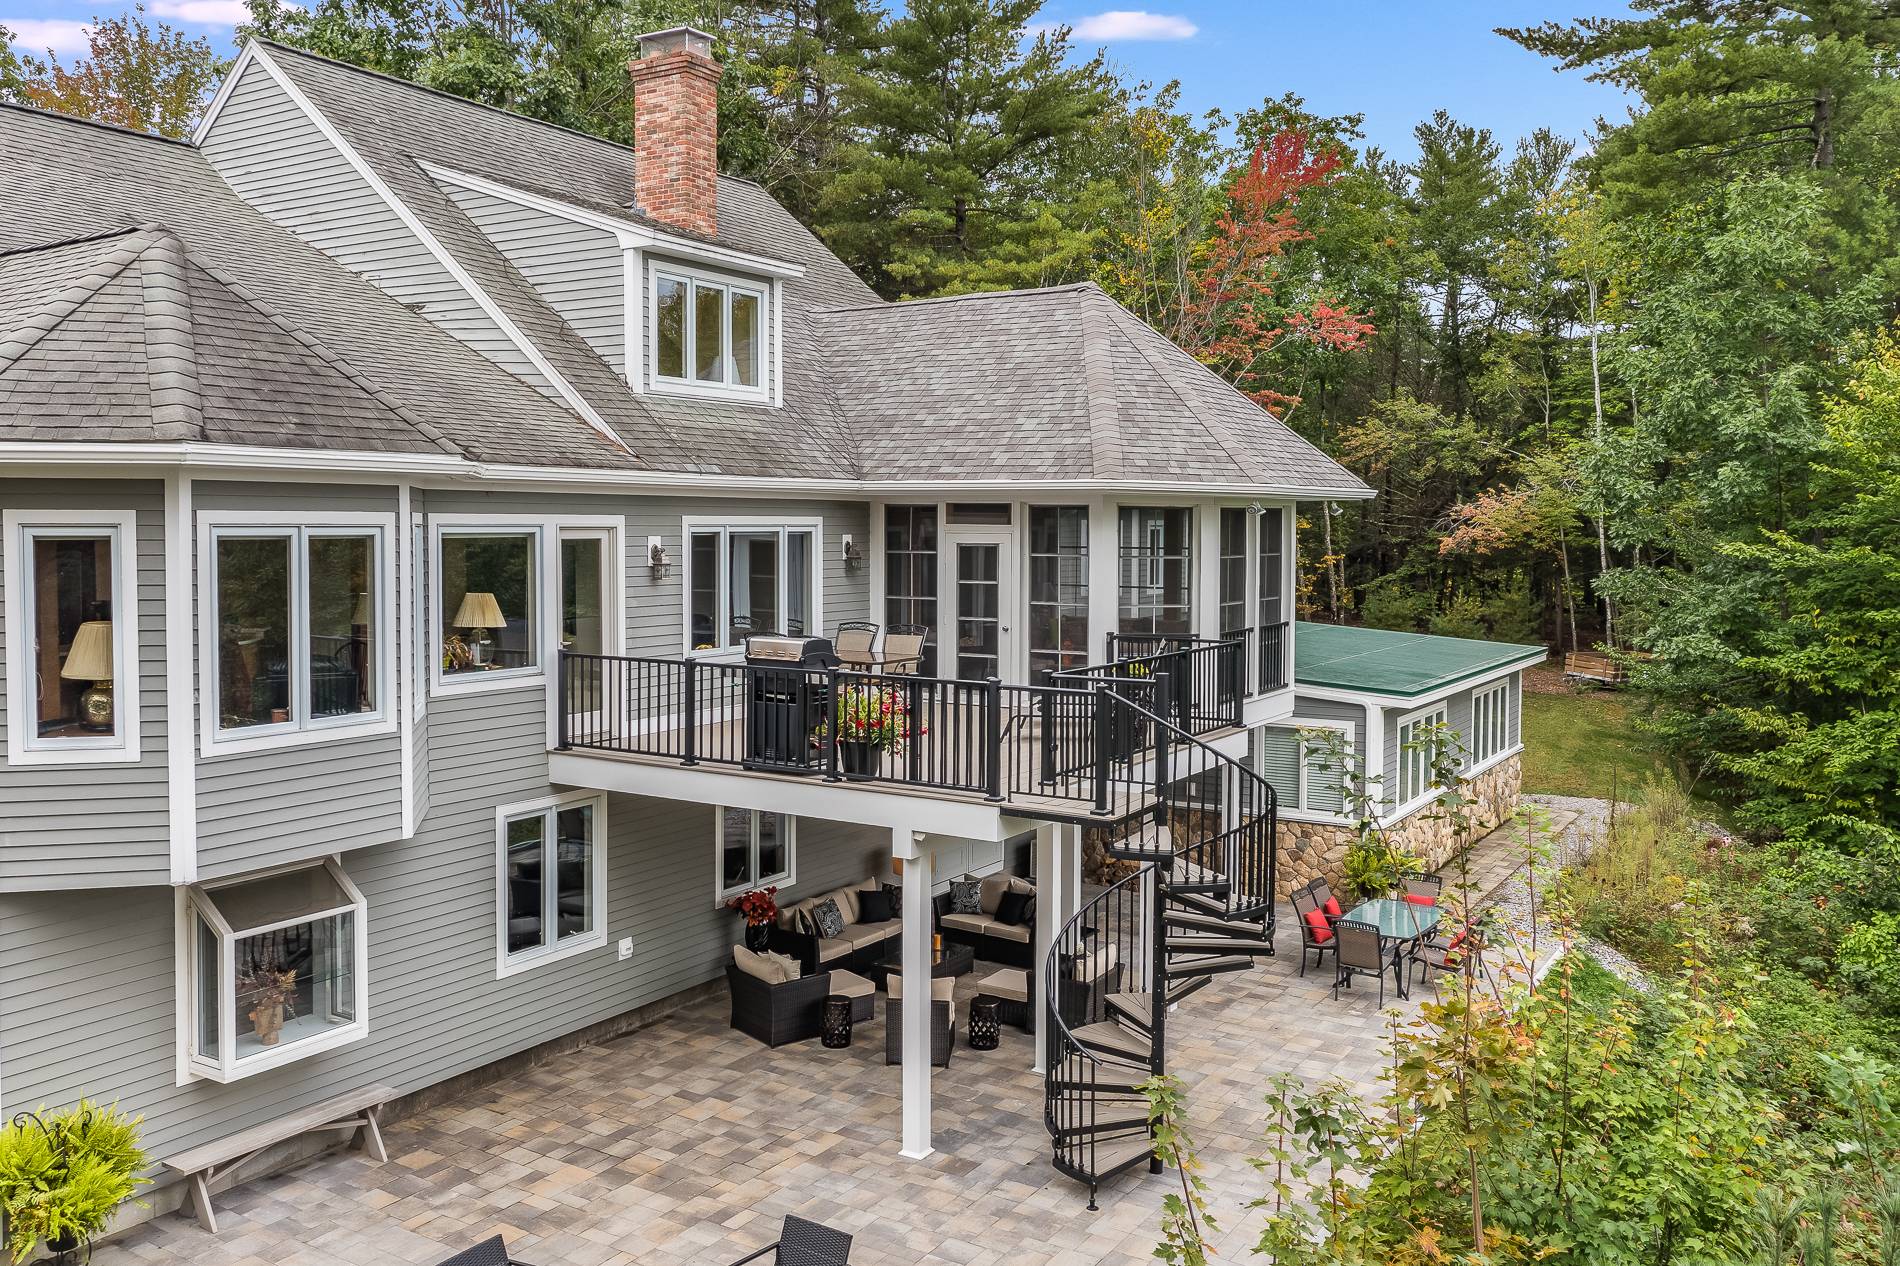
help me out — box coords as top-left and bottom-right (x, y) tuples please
(185, 860), (368, 1081)
(498, 793), (606, 972)
(1396, 705), (1448, 807)
(716, 807), (794, 900)
(1472, 682), (1508, 763)
(1254, 724), (1350, 814)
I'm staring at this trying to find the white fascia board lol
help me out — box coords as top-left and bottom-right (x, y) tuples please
(856, 479), (1377, 500)
(547, 752), (1018, 839)
(190, 42), (257, 145)
(239, 45), (624, 450)
(419, 161), (808, 281)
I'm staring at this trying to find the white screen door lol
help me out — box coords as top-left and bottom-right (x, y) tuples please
(948, 539), (1013, 681)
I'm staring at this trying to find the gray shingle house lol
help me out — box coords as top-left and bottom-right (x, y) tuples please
(0, 28), (1535, 1229)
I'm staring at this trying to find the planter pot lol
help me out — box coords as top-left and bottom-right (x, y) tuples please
(744, 922), (771, 953)
(46, 1229), (81, 1264)
(838, 741), (883, 780)
(251, 1002), (284, 1045)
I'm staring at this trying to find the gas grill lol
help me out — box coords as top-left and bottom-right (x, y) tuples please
(743, 635), (839, 773)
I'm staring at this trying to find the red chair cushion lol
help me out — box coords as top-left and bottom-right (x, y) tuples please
(1445, 930), (1467, 952)
(1403, 893), (1435, 906)
(1322, 897), (1342, 920)
(1303, 910), (1333, 944)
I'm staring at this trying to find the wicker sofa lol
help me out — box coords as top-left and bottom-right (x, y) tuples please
(933, 872), (1037, 968)
(768, 877), (905, 977)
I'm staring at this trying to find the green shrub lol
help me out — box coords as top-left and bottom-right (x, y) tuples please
(1428, 591), (1489, 640)
(1481, 577), (1543, 644)
(0, 1100), (148, 1263)
(1360, 584), (1431, 632)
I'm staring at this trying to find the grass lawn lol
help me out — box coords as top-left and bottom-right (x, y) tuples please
(1520, 690), (1675, 800)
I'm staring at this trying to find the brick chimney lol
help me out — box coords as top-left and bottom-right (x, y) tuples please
(630, 27), (721, 237)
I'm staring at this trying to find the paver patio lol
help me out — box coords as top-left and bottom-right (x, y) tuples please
(96, 804), (1582, 1266)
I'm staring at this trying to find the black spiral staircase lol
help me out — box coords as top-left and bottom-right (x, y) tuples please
(1042, 674), (1278, 1208)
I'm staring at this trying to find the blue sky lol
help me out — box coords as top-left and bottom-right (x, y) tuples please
(3, 0), (1638, 163)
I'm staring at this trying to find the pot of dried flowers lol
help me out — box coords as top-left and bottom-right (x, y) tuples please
(239, 967), (297, 1046)
(724, 886), (780, 952)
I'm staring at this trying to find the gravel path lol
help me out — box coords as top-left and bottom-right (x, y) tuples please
(1480, 794), (1653, 991)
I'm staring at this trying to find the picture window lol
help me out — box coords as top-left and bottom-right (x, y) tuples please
(14, 524), (125, 748)
(441, 531), (536, 677)
(686, 524), (815, 652)
(717, 807), (794, 899)
(655, 270), (764, 392)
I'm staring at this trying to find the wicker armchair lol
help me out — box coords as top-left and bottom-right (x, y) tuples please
(725, 1214), (853, 1266)
(885, 974), (955, 1067)
(726, 963), (833, 1048)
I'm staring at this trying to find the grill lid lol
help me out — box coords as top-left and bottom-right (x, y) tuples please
(745, 635), (808, 661)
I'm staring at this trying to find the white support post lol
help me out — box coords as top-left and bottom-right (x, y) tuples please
(1089, 496), (1119, 662)
(1032, 822), (1060, 1074)
(894, 827), (932, 1159)
(1059, 822), (1083, 928)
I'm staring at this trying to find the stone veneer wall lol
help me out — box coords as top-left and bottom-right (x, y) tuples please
(1273, 752), (1523, 902)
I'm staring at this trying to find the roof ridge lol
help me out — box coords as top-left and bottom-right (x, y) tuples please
(139, 232), (206, 441)
(0, 100), (194, 147)
(0, 228), (159, 376)
(1077, 284), (1123, 479)
(817, 282), (1092, 316)
(189, 253), (470, 458)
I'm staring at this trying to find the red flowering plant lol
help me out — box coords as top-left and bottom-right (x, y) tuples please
(724, 885), (779, 927)
(816, 683), (924, 753)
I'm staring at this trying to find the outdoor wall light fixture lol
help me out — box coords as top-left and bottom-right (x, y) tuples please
(842, 535), (862, 572)
(1246, 502), (1266, 514)
(647, 537), (671, 579)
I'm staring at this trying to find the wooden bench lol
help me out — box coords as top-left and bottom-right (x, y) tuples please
(161, 1083), (395, 1233)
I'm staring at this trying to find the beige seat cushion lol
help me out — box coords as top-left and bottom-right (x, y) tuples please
(1073, 943), (1119, 982)
(733, 945), (791, 984)
(978, 872), (1037, 915)
(839, 922), (896, 950)
(761, 951), (802, 981)
(986, 920), (1031, 944)
(826, 969), (875, 999)
(978, 968), (1029, 1003)
(887, 973), (955, 1001)
(815, 937), (853, 963)
(939, 912), (994, 937)
(776, 897), (815, 932)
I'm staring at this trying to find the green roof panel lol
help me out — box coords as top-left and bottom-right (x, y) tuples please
(1293, 622), (1546, 698)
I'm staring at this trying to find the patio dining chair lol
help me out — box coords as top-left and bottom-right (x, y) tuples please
(1410, 922), (1479, 997)
(879, 624), (928, 675)
(1332, 918), (1403, 1006)
(1291, 886), (1336, 978)
(833, 621), (879, 670)
(726, 1213), (853, 1266)
(1401, 873), (1443, 905)
(1308, 878), (1343, 921)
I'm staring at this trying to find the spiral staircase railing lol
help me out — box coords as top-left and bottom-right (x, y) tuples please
(1042, 674), (1278, 1207)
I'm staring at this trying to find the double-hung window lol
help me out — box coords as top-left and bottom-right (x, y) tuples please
(3, 510), (139, 763)
(686, 521), (817, 652)
(183, 859), (369, 1081)
(1471, 682), (1509, 764)
(1395, 703), (1449, 808)
(205, 519), (388, 745)
(654, 267), (767, 397)
(715, 807), (795, 900)
(497, 792), (606, 975)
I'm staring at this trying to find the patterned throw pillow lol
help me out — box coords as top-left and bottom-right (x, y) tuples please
(882, 883), (903, 917)
(811, 897), (846, 940)
(950, 880), (983, 915)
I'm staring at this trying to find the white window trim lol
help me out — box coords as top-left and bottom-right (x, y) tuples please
(197, 511), (398, 756)
(182, 856), (370, 1083)
(680, 516), (824, 656)
(1471, 680), (1509, 765)
(1292, 720), (1354, 817)
(1392, 700), (1450, 817)
(3, 509), (142, 765)
(494, 790), (609, 979)
(648, 260), (774, 404)
(712, 807), (798, 905)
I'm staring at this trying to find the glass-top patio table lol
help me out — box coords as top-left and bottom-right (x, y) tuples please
(1339, 898), (1442, 1000)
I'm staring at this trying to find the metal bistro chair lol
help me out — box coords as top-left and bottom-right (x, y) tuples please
(1291, 885), (1337, 978)
(1401, 873), (1444, 905)
(726, 1213), (854, 1266)
(879, 624), (927, 675)
(1332, 918), (1404, 1007)
(833, 620), (879, 671)
(433, 1236), (526, 1266)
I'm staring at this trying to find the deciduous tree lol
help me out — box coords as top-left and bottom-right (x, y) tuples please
(7, 5), (226, 138)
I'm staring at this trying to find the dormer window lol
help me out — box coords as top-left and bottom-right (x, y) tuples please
(653, 267), (767, 397)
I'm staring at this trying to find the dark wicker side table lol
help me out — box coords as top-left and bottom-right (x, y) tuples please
(821, 995), (853, 1048)
(967, 999), (1000, 1050)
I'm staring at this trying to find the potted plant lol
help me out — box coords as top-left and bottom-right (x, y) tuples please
(817, 684), (922, 779)
(1341, 837), (1424, 902)
(0, 1100), (149, 1265)
(724, 886), (779, 952)
(237, 966), (297, 1046)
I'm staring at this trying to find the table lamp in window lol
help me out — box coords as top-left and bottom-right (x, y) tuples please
(61, 620), (114, 731)
(451, 592), (505, 665)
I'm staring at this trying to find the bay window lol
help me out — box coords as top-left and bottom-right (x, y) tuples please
(208, 523), (384, 739)
(440, 531), (536, 676)
(185, 859), (369, 1080)
(716, 807), (795, 900)
(497, 792), (606, 974)
(1118, 506), (1193, 638)
(686, 522), (816, 652)
(654, 268), (765, 394)
(3, 511), (138, 762)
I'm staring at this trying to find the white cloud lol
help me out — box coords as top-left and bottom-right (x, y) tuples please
(147, 0), (254, 23)
(1052, 10), (1199, 41)
(3, 17), (94, 54)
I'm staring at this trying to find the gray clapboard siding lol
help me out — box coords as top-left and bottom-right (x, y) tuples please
(0, 480), (170, 890)
(193, 480), (400, 514)
(1379, 674), (1522, 819)
(1292, 695), (1364, 740)
(198, 58), (554, 397)
(195, 731), (404, 879)
(437, 184), (626, 377)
